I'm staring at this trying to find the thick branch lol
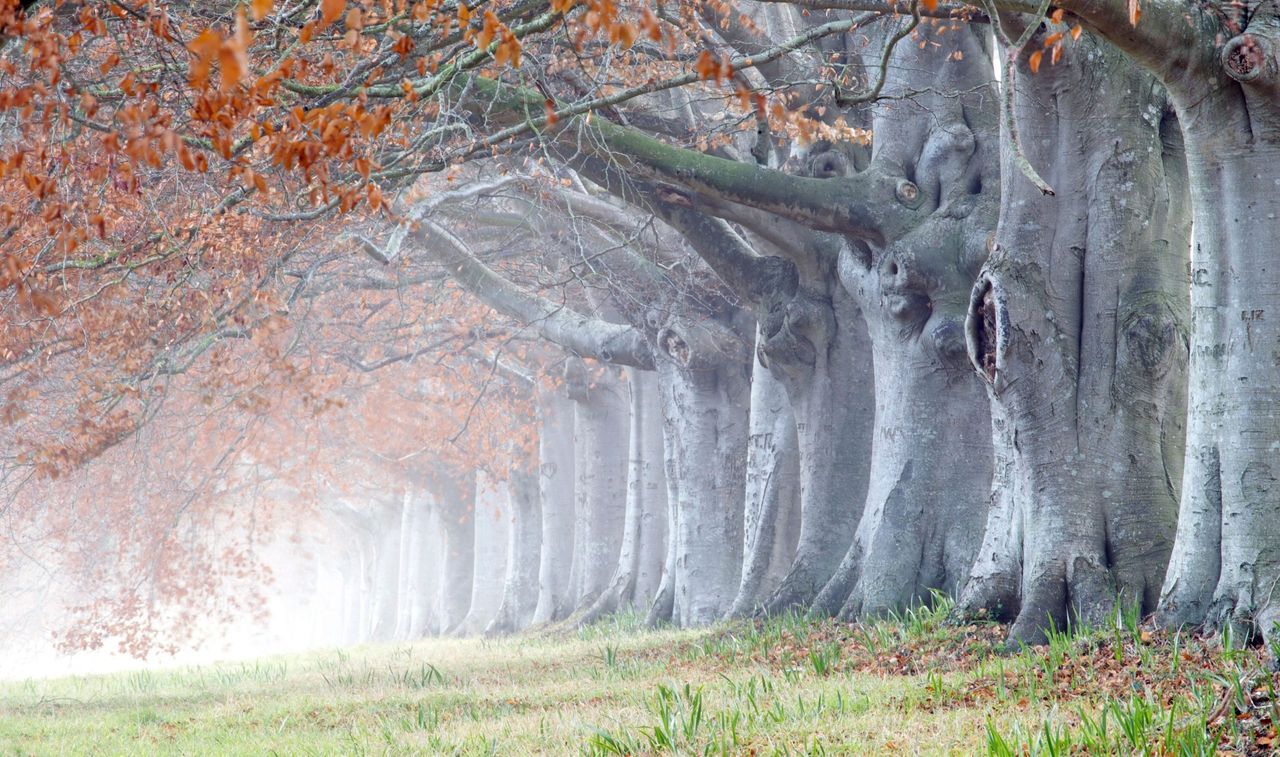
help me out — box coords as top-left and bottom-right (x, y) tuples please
(564, 154), (784, 307)
(412, 220), (655, 369)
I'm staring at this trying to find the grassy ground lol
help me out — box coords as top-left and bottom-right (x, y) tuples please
(0, 600), (1276, 755)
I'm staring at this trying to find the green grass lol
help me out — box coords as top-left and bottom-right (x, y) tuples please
(0, 604), (1273, 755)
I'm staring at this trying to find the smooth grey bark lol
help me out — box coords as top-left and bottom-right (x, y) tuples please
(531, 389), (577, 625)
(959, 33), (1190, 643)
(819, 266), (992, 617)
(645, 413), (682, 628)
(455, 472), (511, 636)
(654, 316), (752, 626)
(487, 463), (542, 636)
(430, 468), (476, 635)
(565, 362), (631, 608)
(729, 332), (802, 617)
(1149, 14), (1280, 644)
(634, 368), (669, 606)
(394, 486), (437, 639)
(576, 367), (668, 625)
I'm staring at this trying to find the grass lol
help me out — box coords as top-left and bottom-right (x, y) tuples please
(0, 600), (1275, 755)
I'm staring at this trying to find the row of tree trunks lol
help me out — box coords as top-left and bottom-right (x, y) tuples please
(328, 21), (1197, 649)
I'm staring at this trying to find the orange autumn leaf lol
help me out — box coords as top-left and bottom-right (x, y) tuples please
(321, 0), (346, 27)
(251, 0), (273, 21)
(218, 9), (253, 92)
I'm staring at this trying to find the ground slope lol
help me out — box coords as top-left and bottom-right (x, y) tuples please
(0, 604), (1273, 755)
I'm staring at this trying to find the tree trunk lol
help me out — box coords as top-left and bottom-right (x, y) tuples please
(1155, 26), (1280, 644)
(816, 312), (991, 617)
(654, 319), (751, 626)
(729, 343), (802, 617)
(645, 416), (682, 628)
(413, 495), (442, 637)
(576, 367), (667, 625)
(960, 35), (1190, 644)
(487, 464), (542, 635)
(531, 390), (576, 625)
(394, 486), (436, 639)
(747, 21), (999, 621)
(566, 364), (630, 608)
(761, 282), (875, 614)
(455, 472), (511, 636)
(431, 469), (476, 635)
(634, 368), (669, 607)
(393, 487), (416, 640)
(368, 497), (403, 641)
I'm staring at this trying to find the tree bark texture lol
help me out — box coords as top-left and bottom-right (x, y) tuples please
(654, 315), (752, 626)
(1152, 14), (1280, 644)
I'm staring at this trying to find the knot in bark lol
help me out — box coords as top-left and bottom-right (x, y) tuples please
(877, 253), (936, 334)
(659, 328), (692, 366)
(644, 308), (665, 331)
(928, 317), (969, 369)
(1222, 33), (1277, 84)
(895, 179), (922, 208)
(758, 294), (826, 369)
(1118, 302), (1183, 379)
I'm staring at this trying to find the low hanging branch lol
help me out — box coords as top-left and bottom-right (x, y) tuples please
(409, 218), (655, 369)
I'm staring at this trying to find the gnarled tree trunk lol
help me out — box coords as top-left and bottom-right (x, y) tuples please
(784, 21), (1000, 620)
(960, 34), (1190, 644)
(760, 278), (875, 614)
